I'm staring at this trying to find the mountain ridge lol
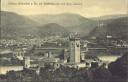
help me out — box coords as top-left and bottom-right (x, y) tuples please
(37, 23), (69, 37)
(1, 11), (128, 39)
(88, 17), (128, 39)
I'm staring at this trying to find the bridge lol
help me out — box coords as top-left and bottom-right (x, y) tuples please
(35, 47), (64, 50)
(35, 47), (107, 50)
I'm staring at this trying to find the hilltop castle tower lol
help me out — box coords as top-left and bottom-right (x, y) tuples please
(69, 34), (81, 63)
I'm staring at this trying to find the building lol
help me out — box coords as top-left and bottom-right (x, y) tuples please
(69, 35), (81, 64)
(0, 66), (23, 75)
(0, 57), (23, 75)
(24, 56), (31, 68)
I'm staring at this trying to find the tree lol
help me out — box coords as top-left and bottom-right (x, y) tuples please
(108, 52), (128, 81)
(92, 65), (112, 82)
(6, 71), (19, 81)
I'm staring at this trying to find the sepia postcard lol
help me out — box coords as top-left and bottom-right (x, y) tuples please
(0, 0), (128, 82)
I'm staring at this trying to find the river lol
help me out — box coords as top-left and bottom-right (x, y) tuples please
(98, 55), (121, 63)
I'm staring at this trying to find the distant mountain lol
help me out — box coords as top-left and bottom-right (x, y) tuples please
(37, 23), (69, 37)
(89, 17), (128, 39)
(1, 11), (127, 39)
(70, 21), (97, 37)
(1, 11), (38, 39)
(1, 12), (97, 38)
(91, 14), (128, 20)
(28, 13), (92, 27)
(28, 13), (97, 36)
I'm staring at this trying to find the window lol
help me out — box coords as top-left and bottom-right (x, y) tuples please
(76, 43), (80, 47)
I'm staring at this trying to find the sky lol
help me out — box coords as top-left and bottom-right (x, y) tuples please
(1, 0), (128, 17)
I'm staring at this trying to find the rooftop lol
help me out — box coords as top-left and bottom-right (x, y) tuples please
(0, 58), (23, 66)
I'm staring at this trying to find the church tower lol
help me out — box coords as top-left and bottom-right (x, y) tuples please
(69, 34), (81, 63)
